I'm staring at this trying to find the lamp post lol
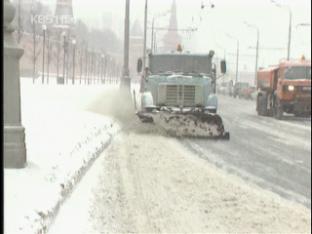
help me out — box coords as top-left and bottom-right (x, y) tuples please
(72, 38), (76, 84)
(109, 57), (113, 84)
(100, 54), (104, 84)
(142, 0), (148, 69)
(85, 46), (88, 84)
(226, 33), (239, 83)
(79, 44), (83, 84)
(47, 27), (50, 84)
(104, 55), (107, 83)
(62, 31), (67, 84)
(95, 53), (98, 83)
(42, 24), (47, 84)
(245, 22), (259, 86)
(271, 0), (292, 60)
(91, 50), (94, 84)
(56, 31), (60, 80)
(97, 53), (101, 83)
(120, 0), (131, 89)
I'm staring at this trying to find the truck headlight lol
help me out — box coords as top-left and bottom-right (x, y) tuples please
(288, 85), (295, 91)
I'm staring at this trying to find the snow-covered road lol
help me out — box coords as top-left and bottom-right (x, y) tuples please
(184, 95), (311, 209)
(48, 85), (311, 233)
(49, 122), (310, 233)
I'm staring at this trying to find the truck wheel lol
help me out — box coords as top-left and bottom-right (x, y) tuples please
(273, 99), (283, 120)
(257, 94), (267, 116)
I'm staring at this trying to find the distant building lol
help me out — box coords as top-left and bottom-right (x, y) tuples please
(54, 0), (74, 24)
(53, 0), (75, 36)
(19, 0), (76, 78)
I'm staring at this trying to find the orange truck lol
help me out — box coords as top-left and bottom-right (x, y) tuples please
(256, 58), (311, 119)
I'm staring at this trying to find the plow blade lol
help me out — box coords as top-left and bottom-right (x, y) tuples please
(137, 111), (230, 140)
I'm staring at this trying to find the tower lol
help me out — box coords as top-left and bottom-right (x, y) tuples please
(54, 0), (74, 27)
(162, 0), (181, 52)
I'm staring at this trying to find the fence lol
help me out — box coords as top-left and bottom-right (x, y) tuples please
(18, 31), (123, 85)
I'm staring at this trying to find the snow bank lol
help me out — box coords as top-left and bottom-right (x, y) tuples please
(4, 78), (121, 234)
(84, 128), (311, 233)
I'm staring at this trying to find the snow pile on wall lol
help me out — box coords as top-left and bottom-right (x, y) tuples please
(4, 78), (121, 234)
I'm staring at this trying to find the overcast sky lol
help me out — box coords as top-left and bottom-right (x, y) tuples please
(34, 0), (311, 71)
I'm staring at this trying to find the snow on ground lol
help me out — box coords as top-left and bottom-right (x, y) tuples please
(49, 120), (311, 233)
(4, 77), (121, 234)
(48, 84), (310, 234)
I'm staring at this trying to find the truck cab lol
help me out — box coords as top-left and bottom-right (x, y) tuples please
(257, 58), (311, 119)
(135, 51), (230, 139)
(138, 51), (226, 114)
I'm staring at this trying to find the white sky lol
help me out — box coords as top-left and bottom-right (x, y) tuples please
(36, 0), (311, 71)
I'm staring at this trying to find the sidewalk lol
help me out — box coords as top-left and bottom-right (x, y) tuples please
(4, 78), (121, 234)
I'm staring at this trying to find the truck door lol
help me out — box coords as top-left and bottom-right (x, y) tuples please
(273, 68), (279, 90)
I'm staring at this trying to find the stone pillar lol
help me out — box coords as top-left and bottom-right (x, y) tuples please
(3, 0), (27, 168)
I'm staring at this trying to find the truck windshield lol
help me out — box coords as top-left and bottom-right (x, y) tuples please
(149, 54), (212, 74)
(284, 66), (311, 80)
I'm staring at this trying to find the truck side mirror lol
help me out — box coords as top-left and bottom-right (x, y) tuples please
(220, 60), (226, 74)
(137, 58), (143, 73)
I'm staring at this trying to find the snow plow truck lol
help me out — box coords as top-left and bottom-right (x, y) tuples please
(136, 50), (229, 139)
(256, 58), (311, 119)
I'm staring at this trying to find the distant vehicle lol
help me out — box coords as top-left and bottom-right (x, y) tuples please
(217, 82), (228, 95)
(239, 86), (256, 100)
(136, 51), (230, 139)
(217, 80), (234, 96)
(256, 58), (311, 119)
(233, 82), (249, 98)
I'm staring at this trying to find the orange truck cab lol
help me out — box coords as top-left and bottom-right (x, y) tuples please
(256, 58), (311, 119)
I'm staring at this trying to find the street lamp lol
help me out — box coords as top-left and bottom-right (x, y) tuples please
(142, 0), (148, 71)
(104, 55), (108, 83)
(62, 31), (67, 84)
(101, 54), (105, 84)
(42, 24), (47, 84)
(72, 38), (76, 85)
(244, 21), (259, 86)
(120, 0), (131, 89)
(85, 46), (88, 84)
(91, 50), (95, 84)
(226, 33), (239, 83)
(79, 46), (83, 84)
(47, 27), (50, 84)
(97, 53), (101, 84)
(108, 57), (112, 84)
(271, 0), (292, 60)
